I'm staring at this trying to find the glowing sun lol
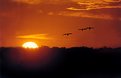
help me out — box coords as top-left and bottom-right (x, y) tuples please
(22, 42), (39, 49)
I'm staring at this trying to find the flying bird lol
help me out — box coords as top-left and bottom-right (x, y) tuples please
(63, 33), (72, 36)
(78, 27), (94, 31)
(78, 28), (87, 31)
(86, 27), (94, 30)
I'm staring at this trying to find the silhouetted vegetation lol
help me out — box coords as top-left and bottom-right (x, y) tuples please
(0, 47), (121, 78)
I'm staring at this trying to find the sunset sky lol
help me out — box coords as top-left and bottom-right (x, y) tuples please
(0, 0), (121, 48)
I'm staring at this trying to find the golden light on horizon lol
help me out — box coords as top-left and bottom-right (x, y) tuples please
(22, 42), (39, 49)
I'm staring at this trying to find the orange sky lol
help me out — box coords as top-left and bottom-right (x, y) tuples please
(0, 0), (121, 48)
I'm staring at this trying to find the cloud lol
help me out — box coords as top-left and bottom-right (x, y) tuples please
(68, 0), (121, 11)
(64, 0), (121, 20)
(72, 0), (121, 3)
(12, 0), (69, 4)
(12, 0), (121, 5)
(11, 0), (121, 12)
(12, 0), (42, 4)
(48, 12), (54, 15)
(2, 0), (120, 20)
(16, 34), (52, 40)
(67, 7), (88, 11)
(67, 6), (121, 11)
(104, 0), (121, 2)
(58, 11), (114, 20)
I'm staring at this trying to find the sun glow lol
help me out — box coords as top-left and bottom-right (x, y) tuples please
(22, 42), (39, 49)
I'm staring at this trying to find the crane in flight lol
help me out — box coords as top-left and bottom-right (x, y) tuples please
(78, 26), (94, 31)
(63, 33), (72, 36)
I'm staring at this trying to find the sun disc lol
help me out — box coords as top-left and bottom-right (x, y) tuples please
(22, 42), (39, 49)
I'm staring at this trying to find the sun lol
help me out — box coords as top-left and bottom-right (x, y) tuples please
(22, 42), (39, 49)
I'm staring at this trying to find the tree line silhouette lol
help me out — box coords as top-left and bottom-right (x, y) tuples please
(0, 46), (121, 78)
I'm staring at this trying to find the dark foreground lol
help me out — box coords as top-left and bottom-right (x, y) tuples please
(0, 47), (121, 78)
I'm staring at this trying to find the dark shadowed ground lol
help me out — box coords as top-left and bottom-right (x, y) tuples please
(0, 47), (121, 78)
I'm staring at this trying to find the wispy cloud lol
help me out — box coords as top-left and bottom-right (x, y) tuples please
(58, 11), (114, 20)
(12, 0), (121, 6)
(12, 0), (42, 4)
(67, 7), (88, 11)
(16, 34), (52, 40)
(12, 0), (69, 4)
(4, 0), (121, 20)
(104, 0), (121, 3)
(11, 0), (121, 10)
(68, 0), (121, 11)
(72, 0), (121, 4)
(67, 6), (121, 11)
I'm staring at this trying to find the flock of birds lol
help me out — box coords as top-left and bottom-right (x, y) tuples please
(63, 26), (94, 36)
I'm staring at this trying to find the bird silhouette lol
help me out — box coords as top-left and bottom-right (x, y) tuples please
(78, 27), (94, 31)
(86, 27), (94, 30)
(78, 28), (87, 31)
(63, 33), (72, 36)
